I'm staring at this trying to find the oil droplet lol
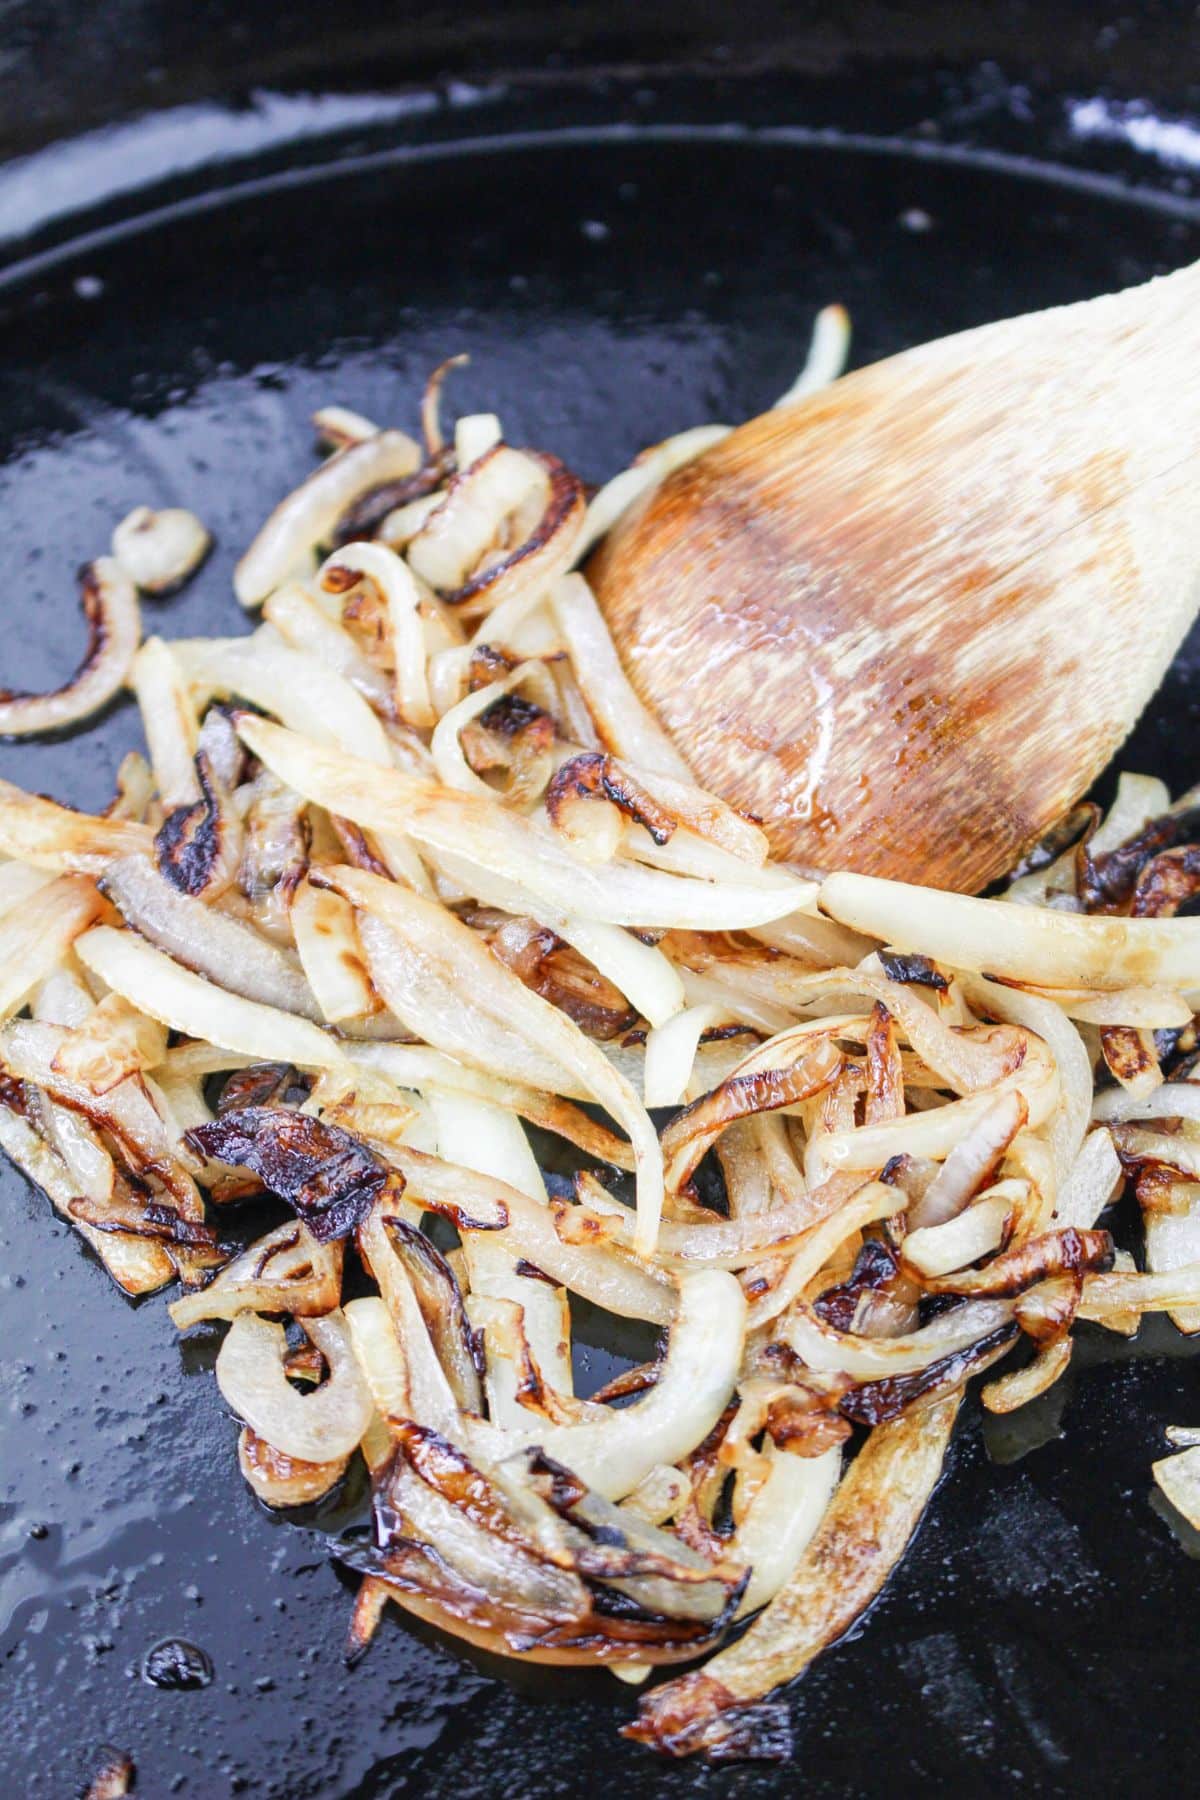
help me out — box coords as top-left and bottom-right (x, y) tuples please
(142, 1637), (214, 1690)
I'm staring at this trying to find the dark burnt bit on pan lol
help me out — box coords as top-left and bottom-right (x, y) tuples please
(185, 1107), (389, 1241)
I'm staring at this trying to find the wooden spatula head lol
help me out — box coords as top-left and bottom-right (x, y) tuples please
(589, 262), (1200, 891)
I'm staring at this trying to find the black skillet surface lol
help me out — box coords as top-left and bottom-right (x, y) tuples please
(3, 36), (1200, 1800)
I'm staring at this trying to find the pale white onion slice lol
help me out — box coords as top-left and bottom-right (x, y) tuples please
(1090, 772), (1171, 858)
(958, 975), (1090, 1189)
(575, 425), (731, 562)
(783, 1298), (1013, 1379)
(408, 445), (546, 592)
(551, 574), (693, 779)
(733, 1441), (841, 1616)
(0, 1099), (171, 1295)
(0, 558), (140, 738)
(234, 430), (421, 607)
(331, 865), (664, 1254)
(467, 1269), (745, 1499)
(312, 404), (380, 449)
(343, 1288), (459, 1442)
(906, 1091), (1027, 1230)
(644, 1003), (723, 1107)
(103, 855), (320, 1019)
(112, 506), (211, 595)
(263, 582), (392, 712)
(289, 877), (375, 1023)
(1093, 1083), (1200, 1127)
(0, 874), (104, 1023)
(426, 1088), (572, 1401)
(381, 1145), (674, 1324)
(175, 629), (391, 765)
(901, 1187), (1015, 1279)
(216, 1309), (373, 1462)
(1051, 1127), (1124, 1229)
(74, 926), (348, 1072)
(822, 871), (1200, 991)
(1152, 1445), (1200, 1528)
(319, 542), (434, 729)
(772, 303), (852, 407)
(130, 636), (200, 808)
(433, 855), (686, 1030)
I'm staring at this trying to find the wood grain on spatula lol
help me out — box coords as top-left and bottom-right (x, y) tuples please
(589, 261), (1200, 892)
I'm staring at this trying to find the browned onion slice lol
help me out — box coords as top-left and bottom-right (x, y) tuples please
(0, 558), (140, 738)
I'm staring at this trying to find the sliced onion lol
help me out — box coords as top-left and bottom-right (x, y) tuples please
(981, 1337), (1073, 1414)
(552, 574), (693, 779)
(0, 781), (151, 872)
(575, 425), (731, 563)
(176, 628), (391, 765)
(103, 855), (320, 1019)
(349, 1234), (463, 1435)
(320, 542), (435, 729)
(732, 1441), (841, 1616)
(906, 1091), (1027, 1230)
(238, 1425), (348, 1507)
(1093, 1083), (1200, 1127)
(130, 637), (200, 808)
(74, 926), (348, 1072)
(0, 874), (104, 1023)
(468, 1269), (745, 1499)
(1152, 1445), (1200, 1528)
(234, 430), (422, 607)
(240, 715), (813, 931)
(0, 558), (140, 737)
(263, 582), (393, 712)
(902, 1187), (1015, 1279)
(0, 1098), (172, 1295)
(320, 864), (664, 1250)
(425, 1087), (572, 1400)
(822, 871), (1200, 991)
(627, 1394), (958, 1758)
(644, 1004), (723, 1108)
(112, 506), (211, 596)
(380, 1145), (674, 1324)
(772, 303), (852, 407)
(216, 1308), (373, 1461)
(1052, 1128), (1123, 1229)
(169, 1220), (341, 1329)
(289, 877), (375, 1023)
(783, 1298), (1013, 1379)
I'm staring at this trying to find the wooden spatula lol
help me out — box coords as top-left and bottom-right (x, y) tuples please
(588, 261), (1200, 892)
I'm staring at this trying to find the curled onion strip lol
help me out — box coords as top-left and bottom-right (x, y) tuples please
(234, 430), (422, 607)
(216, 1308), (373, 1462)
(0, 558), (140, 738)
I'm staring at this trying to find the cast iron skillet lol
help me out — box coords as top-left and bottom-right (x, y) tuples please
(2, 9), (1200, 1796)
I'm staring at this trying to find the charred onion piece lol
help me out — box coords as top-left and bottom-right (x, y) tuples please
(0, 558), (140, 738)
(186, 1106), (388, 1241)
